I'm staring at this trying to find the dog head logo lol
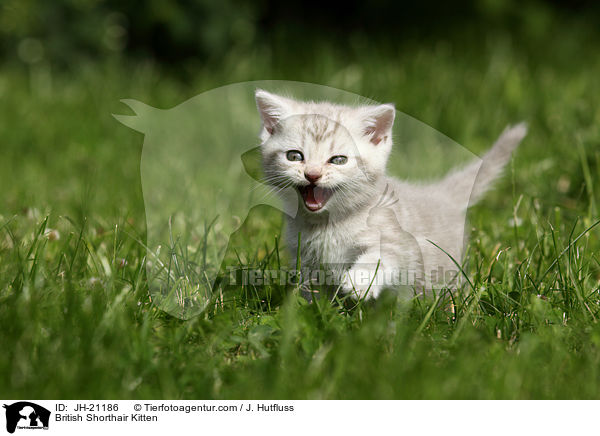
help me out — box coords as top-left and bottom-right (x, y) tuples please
(3, 402), (50, 433)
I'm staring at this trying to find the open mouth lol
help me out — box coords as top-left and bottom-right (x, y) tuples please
(298, 184), (333, 212)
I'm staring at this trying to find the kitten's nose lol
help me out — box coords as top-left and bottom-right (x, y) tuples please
(304, 171), (322, 183)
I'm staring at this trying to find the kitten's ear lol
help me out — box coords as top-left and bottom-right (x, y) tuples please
(255, 89), (293, 135)
(361, 104), (395, 145)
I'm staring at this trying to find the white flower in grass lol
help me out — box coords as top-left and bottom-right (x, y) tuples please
(44, 228), (60, 241)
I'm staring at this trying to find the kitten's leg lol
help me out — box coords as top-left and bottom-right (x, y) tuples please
(341, 203), (425, 300)
(341, 249), (388, 300)
(341, 247), (423, 300)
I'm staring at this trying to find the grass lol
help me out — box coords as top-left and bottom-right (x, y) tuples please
(2, 22), (600, 399)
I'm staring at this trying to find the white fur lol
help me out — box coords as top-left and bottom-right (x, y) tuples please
(255, 89), (527, 300)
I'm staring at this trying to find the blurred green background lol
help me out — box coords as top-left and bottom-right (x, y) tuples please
(2, 0), (600, 399)
(2, 0), (600, 67)
(1, 0), (599, 220)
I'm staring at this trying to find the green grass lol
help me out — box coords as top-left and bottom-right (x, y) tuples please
(2, 23), (600, 399)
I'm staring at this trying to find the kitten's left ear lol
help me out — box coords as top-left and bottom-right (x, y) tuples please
(360, 104), (395, 145)
(255, 89), (294, 135)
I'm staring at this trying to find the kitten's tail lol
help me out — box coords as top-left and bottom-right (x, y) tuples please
(441, 123), (527, 207)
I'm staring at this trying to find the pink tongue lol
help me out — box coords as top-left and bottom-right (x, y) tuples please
(304, 186), (326, 208)
(305, 186), (318, 206)
(303, 186), (329, 210)
(312, 186), (326, 204)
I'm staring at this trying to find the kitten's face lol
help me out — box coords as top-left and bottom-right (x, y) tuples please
(255, 90), (395, 216)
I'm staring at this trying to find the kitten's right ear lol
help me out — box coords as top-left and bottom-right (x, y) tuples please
(255, 89), (293, 135)
(360, 104), (395, 146)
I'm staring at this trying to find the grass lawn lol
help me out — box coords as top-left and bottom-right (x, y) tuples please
(1, 24), (600, 399)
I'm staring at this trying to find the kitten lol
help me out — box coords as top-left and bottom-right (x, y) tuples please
(255, 89), (527, 299)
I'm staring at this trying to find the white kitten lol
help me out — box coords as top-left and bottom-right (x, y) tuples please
(255, 89), (527, 300)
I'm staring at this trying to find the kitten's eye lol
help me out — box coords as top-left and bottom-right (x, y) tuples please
(286, 150), (304, 162)
(329, 155), (348, 165)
